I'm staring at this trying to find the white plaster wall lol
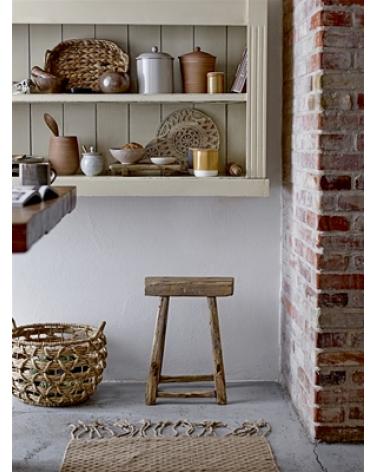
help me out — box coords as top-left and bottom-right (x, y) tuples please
(12, 0), (282, 381)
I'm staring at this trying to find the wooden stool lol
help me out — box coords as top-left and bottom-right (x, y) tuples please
(145, 276), (234, 405)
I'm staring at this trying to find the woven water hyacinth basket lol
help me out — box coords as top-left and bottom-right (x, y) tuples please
(44, 38), (129, 91)
(12, 320), (107, 407)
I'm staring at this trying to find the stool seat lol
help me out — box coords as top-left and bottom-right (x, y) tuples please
(145, 276), (234, 297)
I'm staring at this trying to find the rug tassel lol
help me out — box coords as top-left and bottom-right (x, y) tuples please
(68, 419), (271, 440)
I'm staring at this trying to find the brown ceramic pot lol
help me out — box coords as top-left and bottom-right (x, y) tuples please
(48, 136), (80, 175)
(179, 47), (216, 93)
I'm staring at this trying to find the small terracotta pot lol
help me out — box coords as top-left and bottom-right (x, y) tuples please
(48, 136), (80, 175)
(179, 47), (216, 93)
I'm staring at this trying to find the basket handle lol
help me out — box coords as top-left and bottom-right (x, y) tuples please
(93, 321), (106, 339)
(12, 318), (17, 329)
(44, 49), (52, 67)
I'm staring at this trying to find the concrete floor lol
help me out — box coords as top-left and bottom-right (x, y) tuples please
(13, 381), (363, 472)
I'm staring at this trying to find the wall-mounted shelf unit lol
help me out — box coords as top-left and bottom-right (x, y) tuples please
(12, 0), (268, 197)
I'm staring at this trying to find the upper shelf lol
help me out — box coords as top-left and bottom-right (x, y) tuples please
(13, 0), (249, 25)
(12, 93), (247, 104)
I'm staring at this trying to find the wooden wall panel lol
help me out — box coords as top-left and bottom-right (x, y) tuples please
(30, 24), (61, 69)
(62, 24), (95, 40)
(194, 26), (227, 79)
(161, 25), (193, 93)
(128, 25), (160, 93)
(12, 24), (29, 81)
(227, 103), (246, 170)
(129, 104), (160, 146)
(63, 103), (96, 157)
(13, 104), (31, 155)
(95, 25), (128, 53)
(226, 26), (246, 90)
(97, 104), (129, 166)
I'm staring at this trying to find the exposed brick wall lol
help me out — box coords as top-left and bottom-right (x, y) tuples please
(281, 0), (363, 442)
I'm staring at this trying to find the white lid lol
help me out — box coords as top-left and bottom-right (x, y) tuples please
(136, 46), (173, 60)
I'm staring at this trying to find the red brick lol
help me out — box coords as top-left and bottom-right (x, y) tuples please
(352, 255), (364, 271)
(317, 351), (364, 367)
(316, 332), (348, 348)
(323, 0), (364, 5)
(354, 9), (364, 27)
(318, 134), (352, 151)
(351, 370), (364, 385)
(357, 93), (364, 109)
(315, 426), (363, 442)
(314, 406), (345, 423)
(315, 388), (364, 405)
(318, 153), (363, 171)
(355, 174), (364, 190)
(316, 369), (346, 386)
(349, 331), (364, 349)
(321, 92), (352, 110)
(317, 234), (364, 250)
(317, 254), (349, 271)
(349, 406), (363, 420)
(322, 51), (352, 70)
(318, 292), (348, 308)
(356, 133), (364, 151)
(311, 10), (352, 28)
(318, 215), (350, 231)
(317, 274), (364, 290)
(338, 194), (364, 211)
(320, 175), (351, 190)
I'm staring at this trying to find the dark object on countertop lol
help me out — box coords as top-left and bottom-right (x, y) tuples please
(98, 71), (130, 93)
(31, 66), (66, 93)
(70, 87), (94, 93)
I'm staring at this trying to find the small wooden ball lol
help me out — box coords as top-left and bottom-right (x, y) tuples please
(227, 162), (243, 176)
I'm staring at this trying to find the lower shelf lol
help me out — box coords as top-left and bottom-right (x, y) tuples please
(13, 176), (270, 197)
(56, 176), (269, 197)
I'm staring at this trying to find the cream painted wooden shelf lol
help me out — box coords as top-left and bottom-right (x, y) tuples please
(12, 93), (247, 104)
(13, 176), (269, 197)
(12, 0), (269, 198)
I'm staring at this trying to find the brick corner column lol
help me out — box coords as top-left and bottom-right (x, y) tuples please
(282, 0), (364, 442)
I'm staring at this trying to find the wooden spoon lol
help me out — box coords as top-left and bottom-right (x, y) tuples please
(43, 113), (59, 137)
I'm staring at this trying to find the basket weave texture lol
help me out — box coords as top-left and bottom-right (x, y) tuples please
(12, 321), (107, 407)
(45, 39), (129, 91)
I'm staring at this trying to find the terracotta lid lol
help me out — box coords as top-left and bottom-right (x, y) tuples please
(136, 46), (173, 61)
(179, 46), (216, 62)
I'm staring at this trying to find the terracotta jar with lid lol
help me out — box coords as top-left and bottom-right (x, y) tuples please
(179, 47), (216, 93)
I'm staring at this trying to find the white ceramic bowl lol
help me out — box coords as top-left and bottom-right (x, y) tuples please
(150, 157), (176, 165)
(109, 147), (145, 164)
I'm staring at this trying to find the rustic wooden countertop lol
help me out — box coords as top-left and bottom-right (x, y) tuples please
(12, 186), (77, 253)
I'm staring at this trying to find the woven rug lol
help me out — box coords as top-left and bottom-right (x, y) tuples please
(60, 419), (279, 472)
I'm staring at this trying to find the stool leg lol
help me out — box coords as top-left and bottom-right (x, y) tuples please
(207, 296), (227, 405)
(145, 296), (170, 405)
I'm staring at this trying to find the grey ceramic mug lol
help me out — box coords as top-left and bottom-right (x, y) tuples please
(20, 162), (57, 186)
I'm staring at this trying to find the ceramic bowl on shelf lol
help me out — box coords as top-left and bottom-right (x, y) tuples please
(150, 157), (176, 165)
(109, 147), (145, 164)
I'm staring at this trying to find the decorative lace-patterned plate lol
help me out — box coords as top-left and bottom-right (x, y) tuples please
(151, 108), (220, 162)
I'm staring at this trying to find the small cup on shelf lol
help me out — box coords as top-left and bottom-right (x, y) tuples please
(207, 72), (224, 93)
(191, 148), (219, 177)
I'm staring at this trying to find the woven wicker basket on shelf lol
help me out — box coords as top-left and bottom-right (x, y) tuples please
(12, 320), (107, 407)
(44, 38), (129, 91)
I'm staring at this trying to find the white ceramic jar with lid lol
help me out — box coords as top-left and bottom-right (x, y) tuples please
(80, 146), (104, 176)
(136, 46), (173, 94)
